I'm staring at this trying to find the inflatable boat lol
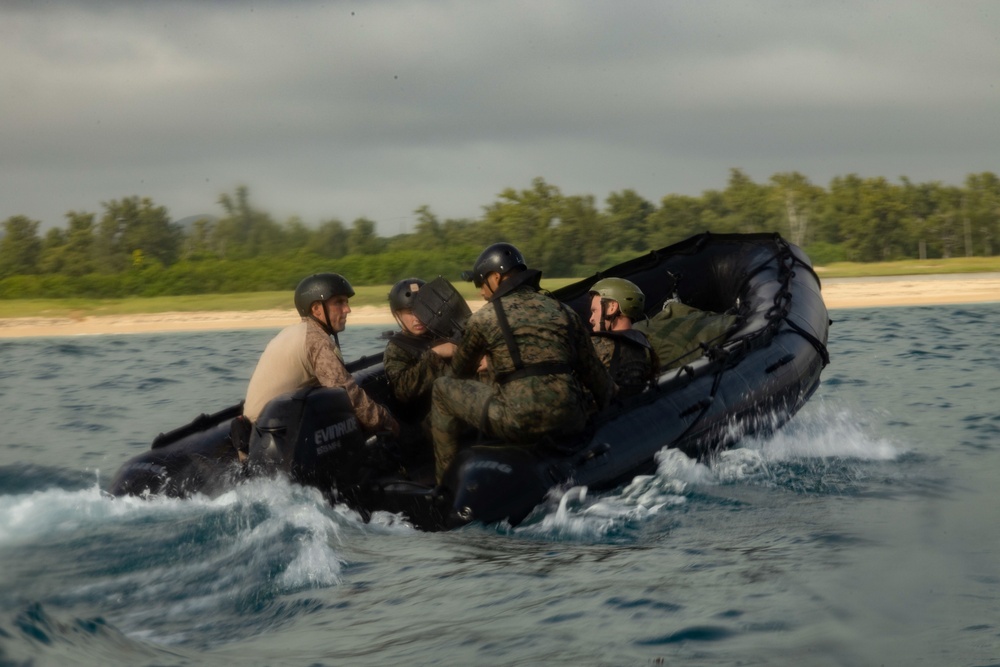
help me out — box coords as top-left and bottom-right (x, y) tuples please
(109, 232), (830, 530)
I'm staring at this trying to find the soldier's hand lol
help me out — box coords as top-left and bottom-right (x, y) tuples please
(431, 341), (458, 358)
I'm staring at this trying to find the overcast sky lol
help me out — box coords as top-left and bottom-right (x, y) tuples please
(3, 1), (998, 236)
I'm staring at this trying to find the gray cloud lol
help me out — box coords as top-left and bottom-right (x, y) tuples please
(2, 1), (998, 236)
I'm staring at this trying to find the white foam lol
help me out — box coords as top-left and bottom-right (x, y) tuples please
(200, 478), (348, 589)
(516, 402), (904, 536)
(518, 472), (688, 539)
(710, 448), (771, 483)
(0, 484), (192, 542)
(277, 502), (346, 588)
(741, 403), (902, 461)
(0, 476), (349, 593)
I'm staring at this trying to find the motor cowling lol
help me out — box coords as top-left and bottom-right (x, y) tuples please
(247, 386), (369, 497)
(444, 445), (551, 528)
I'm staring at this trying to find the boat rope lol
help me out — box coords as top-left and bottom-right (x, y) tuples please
(769, 236), (831, 366)
(665, 234), (831, 454)
(725, 236), (829, 365)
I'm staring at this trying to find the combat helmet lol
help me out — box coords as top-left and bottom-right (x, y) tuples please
(388, 277), (426, 313)
(462, 242), (526, 287)
(590, 277), (645, 321)
(294, 273), (355, 316)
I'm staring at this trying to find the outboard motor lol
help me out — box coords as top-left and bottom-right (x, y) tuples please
(443, 445), (551, 528)
(247, 386), (374, 502)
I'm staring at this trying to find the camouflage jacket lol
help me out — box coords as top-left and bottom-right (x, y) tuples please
(383, 332), (449, 419)
(591, 330), (656, 397)
(451, 270), (615, 432)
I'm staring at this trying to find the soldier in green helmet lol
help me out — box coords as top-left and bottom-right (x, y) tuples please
(429, 243), (616, 485)
(588, 277), (658, 397)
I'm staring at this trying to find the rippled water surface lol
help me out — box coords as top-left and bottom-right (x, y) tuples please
(1, 305), (998, 666)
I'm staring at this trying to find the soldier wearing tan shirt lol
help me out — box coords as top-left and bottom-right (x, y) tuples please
(242, 273), (398, 437)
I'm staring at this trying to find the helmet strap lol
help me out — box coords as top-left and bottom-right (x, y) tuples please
(482, 274), (497, 300)
(309, 301), (336, 337)
(601, 299), (620, 331)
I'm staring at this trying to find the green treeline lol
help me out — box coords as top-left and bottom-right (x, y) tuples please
(1, 170), (998, 298)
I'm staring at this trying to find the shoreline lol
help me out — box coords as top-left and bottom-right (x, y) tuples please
(1, 274), (998, 338)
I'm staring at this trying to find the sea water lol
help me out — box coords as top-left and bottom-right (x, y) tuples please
(0, 305), (998, 666)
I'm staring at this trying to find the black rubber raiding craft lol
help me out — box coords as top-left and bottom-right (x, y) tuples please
(108, 233), (830, 531)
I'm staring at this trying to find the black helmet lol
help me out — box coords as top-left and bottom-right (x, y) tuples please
(388, 277), (426, 313)
(294, 273), (355, 316)
(462, 242), (526, 287)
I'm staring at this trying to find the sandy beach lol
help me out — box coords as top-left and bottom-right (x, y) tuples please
(1, 274), (997, 338)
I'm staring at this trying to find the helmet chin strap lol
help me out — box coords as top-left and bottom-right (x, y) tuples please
(599, 299), (619, 332)
(310, 302), (338, 342)
(482, 275), (498, 300)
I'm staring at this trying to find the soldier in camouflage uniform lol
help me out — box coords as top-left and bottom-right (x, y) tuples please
(588, 277), (658, 397)
(430, 243), (616, 484)
(383, 278), (455, 465)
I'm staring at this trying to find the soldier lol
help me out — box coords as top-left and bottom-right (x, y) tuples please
(383, 278), (455, 462)
(430, 243), (616, 484)
(588, 277), (658, 397)
(235, 273), (398, 459)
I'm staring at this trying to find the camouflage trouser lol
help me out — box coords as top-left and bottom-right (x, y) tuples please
(430, 375), (587, 484)
(430, 377), (498, 484)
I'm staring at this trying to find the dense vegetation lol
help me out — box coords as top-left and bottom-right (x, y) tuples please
(2, 170), (998, 299)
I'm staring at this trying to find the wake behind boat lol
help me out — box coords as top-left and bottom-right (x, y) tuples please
(109, 232), (830, 530)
